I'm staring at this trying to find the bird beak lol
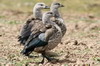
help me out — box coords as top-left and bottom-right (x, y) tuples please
(60, 4), (64, 7)
(44, 6), (50, 9)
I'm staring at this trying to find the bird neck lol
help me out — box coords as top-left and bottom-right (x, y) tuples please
(50, 7), (60, 18)
(50, 7), (64, 26)
(42, 16), (51, 24)
(44, 28), (55, 41)
(33, 8), (42, 20)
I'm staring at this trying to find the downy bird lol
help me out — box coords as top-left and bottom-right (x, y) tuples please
(18, 3), (49, 45)
(50, 2), (66, 37)
(21, 12), (62, 63)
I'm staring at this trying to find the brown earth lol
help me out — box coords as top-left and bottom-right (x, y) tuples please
(0, 10), (100, 66)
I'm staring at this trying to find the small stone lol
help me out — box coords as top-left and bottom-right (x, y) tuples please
(0, 34), (2, 37)
(73, 40), (78, 45)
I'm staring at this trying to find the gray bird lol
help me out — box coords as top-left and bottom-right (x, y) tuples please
(50, 2), (64, 18)
(33, 3), (49, 20)
(18, 3), (49, 45)
(21, 12), (62, 63)
(50, 2), (66, 37)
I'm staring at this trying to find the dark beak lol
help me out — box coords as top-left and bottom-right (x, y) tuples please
(60, 4), (64, 7)
(44, 6), (50, 9)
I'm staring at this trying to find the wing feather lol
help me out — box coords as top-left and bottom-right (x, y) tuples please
(18, 17), (43, 45)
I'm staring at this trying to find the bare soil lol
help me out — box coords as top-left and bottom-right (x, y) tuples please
(0, 10), (100, 66)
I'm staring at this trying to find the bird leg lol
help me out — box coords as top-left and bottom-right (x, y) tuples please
(35, 53), (45, 64)
(39, 53), (45, 64)
(41, 52), (59, 63)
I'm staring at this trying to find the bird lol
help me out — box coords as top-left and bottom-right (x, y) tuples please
(33, 3), (49, 20)
(18, 3), (49, 45)
(21, 12), (62, 63)
(50, 2), (66, 37)
(50, 2), (64, 19)
(19, 2), (66, 63)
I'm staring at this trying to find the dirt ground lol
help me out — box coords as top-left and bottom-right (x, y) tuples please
(0, 10), (100, 66)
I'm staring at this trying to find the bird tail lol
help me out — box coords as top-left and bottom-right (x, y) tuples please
(20, 46), (34, 56)
(18, 36), (29, 45)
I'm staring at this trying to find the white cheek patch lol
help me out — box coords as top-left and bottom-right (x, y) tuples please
(43, 6), (46, 8)
(42, 3), (46, 8)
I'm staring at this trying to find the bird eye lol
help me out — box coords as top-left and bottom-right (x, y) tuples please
(40, 4), (43, 6)
(50, 13), (53, 14)
(48, 12), (52, 14)
(55, 3), (60, 5)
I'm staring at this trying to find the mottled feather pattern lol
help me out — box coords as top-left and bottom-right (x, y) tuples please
(19, 18), (66, 52)
(31, 20), (46, 34)
(55, 20), (67, 37)
(19, 18), (35, 38)
(18, 18), (42, 44)
(34, 30), (62, 52)
(21, 19), (62, 52)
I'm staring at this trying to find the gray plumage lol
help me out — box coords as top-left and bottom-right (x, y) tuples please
(21, 19), (57, 63)
(24, 12), (62, 53)
(19, 2), (66, 63)
(18, 3), (49, 45)
(50, 2), (66, 37)
(50, 2), (64, 18)
(33, 3), (49, 20)
(21, 12), (62, 63)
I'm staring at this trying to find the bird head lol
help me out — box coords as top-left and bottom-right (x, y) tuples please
(51, 2), (64, 9)
(42, 12), (62, 36)
(45, 12), (54, 17)
(42, 11), (54, 25)
(43, 11), (54, 18)
(34, 3), (49, 9)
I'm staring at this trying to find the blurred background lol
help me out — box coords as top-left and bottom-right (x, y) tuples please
(0, 0), (100, 66)
(0, 0), (100, 14)
(0, 0), (100, 23)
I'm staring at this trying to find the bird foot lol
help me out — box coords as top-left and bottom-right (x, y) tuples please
(28, 55), (39, 58)
(47, 58), (59, 63)
(36, 61), (44, 64)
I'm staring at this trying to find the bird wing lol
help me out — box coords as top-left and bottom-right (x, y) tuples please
(24, 20), (47, 46)
(54, 20), (66, 37)
(18, 17), (42, 44)
(20, 18), (34, 38)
